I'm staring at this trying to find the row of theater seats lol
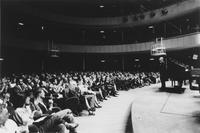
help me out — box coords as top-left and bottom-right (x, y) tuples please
(0, 71), (160, 133)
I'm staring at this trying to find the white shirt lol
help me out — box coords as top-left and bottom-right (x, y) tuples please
(0, 119), (19, 133)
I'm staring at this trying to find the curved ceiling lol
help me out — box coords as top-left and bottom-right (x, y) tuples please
(13, 0), (199, 27)
(2, 0), (199, 46)
(6, 0), (184, 17)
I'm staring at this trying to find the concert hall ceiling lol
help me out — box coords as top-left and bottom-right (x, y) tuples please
(2, 0), (199, 45)
(4, 0), (185, 17)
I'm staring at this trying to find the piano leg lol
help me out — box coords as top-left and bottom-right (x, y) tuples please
(161, 80), (166, 88)
(178, 80), (183, 88)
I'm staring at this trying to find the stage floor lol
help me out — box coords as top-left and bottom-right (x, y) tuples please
(76, 82), (200, 133)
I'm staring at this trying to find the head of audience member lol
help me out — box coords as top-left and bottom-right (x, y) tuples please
(2, 93), (11, 105)
(159, 57), (165, 63)
(33, 88), (46, 100)
(18, 79), (24, 86)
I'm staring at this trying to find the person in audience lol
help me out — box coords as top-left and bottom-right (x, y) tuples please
(0, 103), (19, 133)
(33, 87), (79, 133)
(12, 90), (72, 133)
(0, 70), (160, 122)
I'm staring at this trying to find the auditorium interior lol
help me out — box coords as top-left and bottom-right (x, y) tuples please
(0, 0), (200, 133)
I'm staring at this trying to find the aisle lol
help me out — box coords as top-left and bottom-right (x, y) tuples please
(75, 84), (157, 133)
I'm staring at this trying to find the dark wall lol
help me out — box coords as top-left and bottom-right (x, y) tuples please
(2, 46), (44, 75)
(2, 45), (198, 76)
(2, 46), (161, 76)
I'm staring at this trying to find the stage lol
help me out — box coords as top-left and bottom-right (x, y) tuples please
(76, 82), (200, 133)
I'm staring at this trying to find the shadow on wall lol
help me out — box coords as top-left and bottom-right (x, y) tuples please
(124, 105), (134, 133)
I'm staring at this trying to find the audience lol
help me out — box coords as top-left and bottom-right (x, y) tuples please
(0, 71), (159, 133)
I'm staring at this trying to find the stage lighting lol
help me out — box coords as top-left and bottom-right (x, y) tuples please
(18, 22), (24, 26)
(134, 59), (140, 62)
(148, 25), (154, 29)
(101, 59), (105, 63)
(100, 30), (105, 33)
(99, 5), (104, 8)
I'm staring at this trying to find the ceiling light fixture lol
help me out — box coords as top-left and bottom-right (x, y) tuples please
(100, 30), (104, 33)
(134, 59), (140, 62)
(18, 22), (24, 26)
(148, 25), (154, 29)
(101, 59), (105, 62)
(99, 5), (104, 8)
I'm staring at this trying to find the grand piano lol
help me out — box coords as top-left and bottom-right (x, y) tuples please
(167, 57), (190, 88)
(167, 57), (200, 91)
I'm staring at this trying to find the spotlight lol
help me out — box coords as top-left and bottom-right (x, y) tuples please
(134, 59), (140, 62)
(148, 25), (154, 29)
(99, 5), (104, 8)
(18, 22), (24, 26)
(101, 59), (105, 63)
(100, 30), (105, 33)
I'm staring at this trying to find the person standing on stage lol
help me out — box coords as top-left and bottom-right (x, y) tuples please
(159, 57), (168, 88)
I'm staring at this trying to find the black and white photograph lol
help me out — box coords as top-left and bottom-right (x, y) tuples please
(0, 0), (200, 133)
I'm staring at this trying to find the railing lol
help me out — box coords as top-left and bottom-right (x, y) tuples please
(5, 32), (200, 53)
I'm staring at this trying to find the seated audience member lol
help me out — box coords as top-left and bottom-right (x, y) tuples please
(13, 90), (71, 133)
(0, 103), (19, 133)
(0, 92), (14, 114)
(0, 70), (160, 130)
(57, 80), (82, 116)
(67, 77), (96, 115)
(33, 88), (79, 133)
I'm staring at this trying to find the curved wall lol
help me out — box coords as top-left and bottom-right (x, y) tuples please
(18, 0), (200, 27)
(5, 32), (200, 53)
